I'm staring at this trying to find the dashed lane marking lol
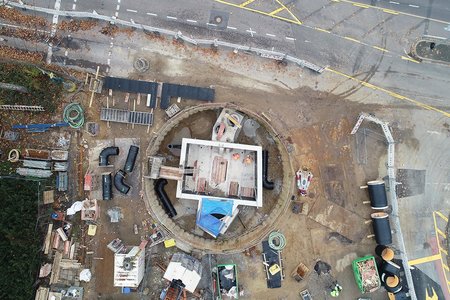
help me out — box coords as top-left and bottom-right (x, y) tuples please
(285, 36), (296, 41)
(344, 36), (362, 43)
(227, 26), (237, 30)
(126, 9), (137, 13)
(167, 16), (177, 20)
(338, 0), (450, 25)
(315, 27), (331, 33)
(352, 3), (369, 8)
(373, 46), (389, 52)
(146, 12), (157, 16)
(186, 19), (198, 23)
(266, 33), (276, 37)
(239, 0), (256, 8)
(389, 1), (400, 5)
(401, 55), (420, 63)
(326, 67), (450, 118)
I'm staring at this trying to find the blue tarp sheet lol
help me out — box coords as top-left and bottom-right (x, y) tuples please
(196, 198), (233, 237)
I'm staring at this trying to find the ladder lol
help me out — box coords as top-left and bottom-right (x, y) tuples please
(0, 105), (45, 112)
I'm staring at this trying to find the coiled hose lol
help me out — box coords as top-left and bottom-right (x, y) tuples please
(63, 103), (84, 129)
(268, 231), (286, 251)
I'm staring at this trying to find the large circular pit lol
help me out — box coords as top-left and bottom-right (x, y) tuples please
(143, 104), (293, 253)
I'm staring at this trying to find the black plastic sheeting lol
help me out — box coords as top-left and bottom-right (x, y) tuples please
(99, 146), (119, 166)
(102, 173), (112, 200)
(124, 145), (139, 173)
(367, 180), (388, 209)
(160, 83), (215, 109)
(114, 169), (130, 194)
(154, 178), (177, 218)
(371, 212), (392, 245)
(262, 240), (282, 288)
(262, 150), (275, 190)
(103, 76), (158, 108)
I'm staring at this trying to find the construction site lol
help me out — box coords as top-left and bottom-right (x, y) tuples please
(0, 3), (449, 300)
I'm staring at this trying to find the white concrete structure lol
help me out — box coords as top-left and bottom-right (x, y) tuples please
(163, 253), (202, 293)
(176, 138), (263, 207)
(113, 246), (145, 288)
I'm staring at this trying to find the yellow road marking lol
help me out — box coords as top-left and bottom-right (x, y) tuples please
(443, 263), (450, 271)
(437, 228), (447, 239)
(326, 67), (450, 118)
(315, 27), (331, 33)
(401, 56), (420, 63)
(409, 254), (442, 266)
(339, 0), (450, 25)
(440, 247), (448, 256)
(353, 3), (369, 8)
(436, 211), (449, 223)
(275, 0), (302, 24)
(239, 0), (256, 7)
(344, 36), (361, 43)
(215, 0), (302, 24)
(373, 46), (389, 52)
(383, 9), (399, 15)
(433, 212), (450, 294)
(269, 6), (285, 16)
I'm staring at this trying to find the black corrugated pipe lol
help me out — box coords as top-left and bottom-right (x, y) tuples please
(124, 145), (139, 173)
(114, 169), (130, 194)
(154, 178), (177, 218)
(380, 260), (401, 276)
(371, 212), (392, 245)
(367, 180), (388, 209)
(99, 146), (119, 166)
(262, 150), (275, 190)
(102, 173), (112, 200)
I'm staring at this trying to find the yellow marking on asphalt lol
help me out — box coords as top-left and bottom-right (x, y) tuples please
(361, 82), (376, 89)
(269, 6), (286, 16)
(326, 67), (450, 118)
(275, 0), (302, 24)
(353, 3), (369, 8)
(315, 27), (331, 33)
(437, 228), (447, 239)
(401, 56), (420, 63)
(239, 0), (256, 7)
(338, 0), (450, 25)
(383, 9), (399, 15)
(215, 0), (302, 24)
(440, 247), (448, 255)
(436, 211), (449, 223)
(433, 211), (450, 294)
(373, 46), (389, 52)
(409, 254), (442, 266)
(344, 36), (361, 43)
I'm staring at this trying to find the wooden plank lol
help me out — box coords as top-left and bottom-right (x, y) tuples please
(44, 223), (53, 254)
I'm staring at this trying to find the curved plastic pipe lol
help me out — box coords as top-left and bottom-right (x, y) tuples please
(114, 169), (130, 194)
(99, 146), (119, 166)
(262, 150), (275, 190)
(154, 178), (177, 218)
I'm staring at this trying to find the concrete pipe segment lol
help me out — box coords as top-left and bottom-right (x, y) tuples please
(143, 103), (294, 254)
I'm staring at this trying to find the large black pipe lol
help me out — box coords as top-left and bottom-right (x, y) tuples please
(367, 180), (388, 209)
(124, 145), (139, 173)
(99, 146), (119, 166)
(114, 169), (130, 194)
(102, 173), (112, 200)
(371, 212), (392, 245)
(154, 178), (177, 218)
(380, 260), (401, 276)
(262, 150), (274, 190)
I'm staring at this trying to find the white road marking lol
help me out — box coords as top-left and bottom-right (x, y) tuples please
(72, 3), (76, 10)
(146, 12), (157, 16)
(426, 130), (441, 135)
(266, 33), (276, 37)
(117, 0), (120, 3)
(47, 0), (61, 64)
(115, 11), (119, 17)
(408, 4), (419, 8)
(107, 58), (111, 65)
(424, 34), (446, 40)
(207, 23), (217, 26)
(116, 4), (120, 10)
(389, 1), (399, 4)
(227, 26), (237, 30)
(64, 50), (68, 56)
(167, 16), (177, 20)
(246, 28), (256, 37)
(186, 19), (197, 23)
(126, 9), (137, 13)
(285, 36), (296, 41)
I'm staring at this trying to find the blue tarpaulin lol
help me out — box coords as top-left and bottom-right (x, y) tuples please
(196, 198), (234, 238)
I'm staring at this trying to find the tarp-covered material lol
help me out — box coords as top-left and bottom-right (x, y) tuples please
(196, 198), (233, 238)
(103, 77), (158, 108)
(160, 83), (215, 109)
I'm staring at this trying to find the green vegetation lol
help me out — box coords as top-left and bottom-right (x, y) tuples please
(0, 63), (63, 112)
(0, 178), (41, 300)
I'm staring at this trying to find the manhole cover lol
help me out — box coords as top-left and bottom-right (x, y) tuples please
(133, 57), (149, 73)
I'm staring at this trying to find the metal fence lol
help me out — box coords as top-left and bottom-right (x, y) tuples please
(4, 1), (325, 73)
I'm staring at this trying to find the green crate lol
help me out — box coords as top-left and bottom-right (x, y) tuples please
(352, 255), (381, 294)
(216, 264), (239, 300)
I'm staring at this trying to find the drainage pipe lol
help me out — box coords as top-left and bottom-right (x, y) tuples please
(102, 173), (112, 200)
(114, 169), (130, 194)
(99, 146), (119, 166)
(262, 150), (274, 190)
(367, 180), (388, 209)
(371, 212), (392, 245)
(124, 145), (139, 173)
(154, 178), (177, 218)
